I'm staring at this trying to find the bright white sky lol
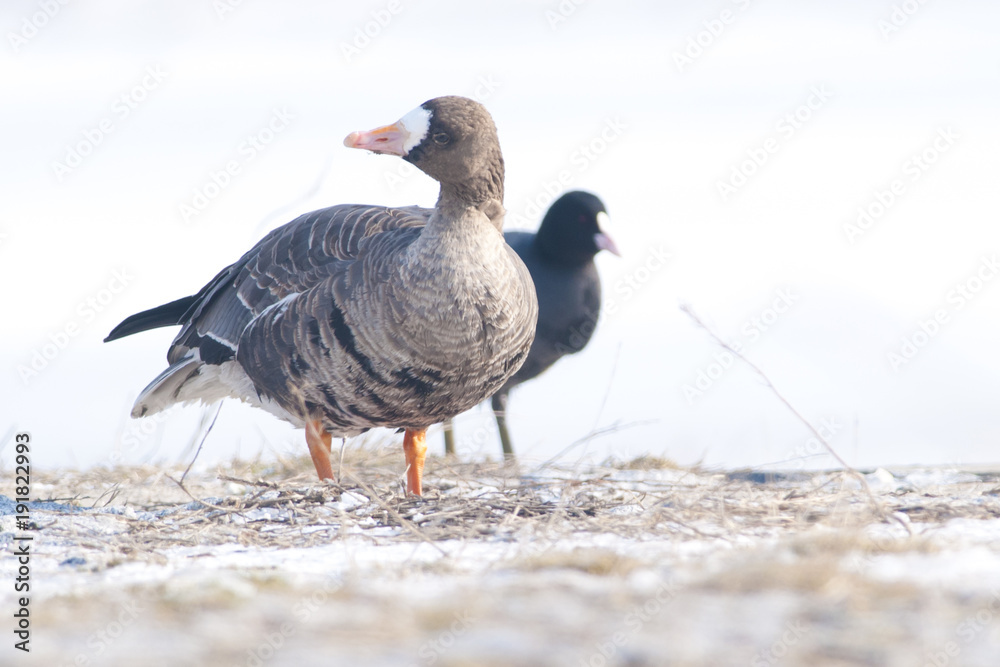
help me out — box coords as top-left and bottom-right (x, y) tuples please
(2, 0), (999, 473)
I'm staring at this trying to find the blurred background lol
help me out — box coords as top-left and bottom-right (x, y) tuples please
(2, 0), (999, 473)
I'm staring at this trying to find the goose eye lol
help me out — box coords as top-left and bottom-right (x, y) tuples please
(432, 132), (451, 145)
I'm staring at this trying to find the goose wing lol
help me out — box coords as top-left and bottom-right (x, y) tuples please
(106, 204), (431, 366)
(170, 204), (431, 366)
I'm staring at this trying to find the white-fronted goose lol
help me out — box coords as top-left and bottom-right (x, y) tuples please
(443, 191), (618, 458)
(105, 96), (538, 495)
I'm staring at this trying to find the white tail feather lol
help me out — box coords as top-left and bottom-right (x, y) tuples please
(131, 353), (235, 418)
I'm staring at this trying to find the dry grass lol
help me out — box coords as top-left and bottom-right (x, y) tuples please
(6, 451), (1000, 666)
(612, 454), (680, 470)
(12, 449), (1000, 572)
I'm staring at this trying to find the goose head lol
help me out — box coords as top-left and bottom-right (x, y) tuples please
(344, 96), (504, 207)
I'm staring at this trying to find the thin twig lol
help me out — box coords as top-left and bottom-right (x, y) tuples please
(181, 403), (223, 484)
(338, 437), (346, 481)
(592, 342), (622, 430)
(679, 303), (905, 530)
(217, 475), (278, 489)
(167, 474), (236, 513)
(537, 420), (657, 470)
(338, 468), (448, 556)
(253, 154), (333, 235)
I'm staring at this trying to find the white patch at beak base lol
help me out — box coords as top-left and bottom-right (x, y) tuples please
(398, 105), (431, 154)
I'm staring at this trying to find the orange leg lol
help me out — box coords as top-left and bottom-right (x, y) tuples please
(305, 419), (335, 481)
(402, 428), (428, 496)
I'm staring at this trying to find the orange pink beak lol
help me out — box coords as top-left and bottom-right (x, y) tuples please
(344, 105), (431, 158)
(344, 122), (409, 157)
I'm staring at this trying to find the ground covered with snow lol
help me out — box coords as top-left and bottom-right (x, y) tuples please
(3, 448), (1000, 666)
